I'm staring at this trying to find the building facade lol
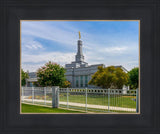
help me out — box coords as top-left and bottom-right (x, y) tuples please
(25, 72), (37, 87)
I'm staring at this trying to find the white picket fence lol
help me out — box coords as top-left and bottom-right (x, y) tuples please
(21, 87), (138, 113)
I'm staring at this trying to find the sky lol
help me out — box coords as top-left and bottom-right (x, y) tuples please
(21, 20), (139, 72)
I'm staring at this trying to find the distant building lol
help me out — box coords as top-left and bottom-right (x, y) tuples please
(26, 72), (37, 87)
(25, 36), (128, 88)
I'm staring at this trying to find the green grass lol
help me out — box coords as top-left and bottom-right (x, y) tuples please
(21, 103), (83, 113)
(59, 94), (136, 108)
(26, 93), (136, 110)
(22, 103), (135, 113)
(30, 94), (136, 108)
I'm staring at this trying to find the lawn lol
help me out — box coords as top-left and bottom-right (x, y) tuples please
(25, 92), (137, 110)
(27, 94), (136, 108)
(21, 103), (83, 113)
(59, 94), (136, 108)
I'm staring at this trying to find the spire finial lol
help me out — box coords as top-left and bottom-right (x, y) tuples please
(78, 31), (81, 39)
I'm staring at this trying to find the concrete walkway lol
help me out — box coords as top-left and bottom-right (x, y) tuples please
(23, 99), (136, 112)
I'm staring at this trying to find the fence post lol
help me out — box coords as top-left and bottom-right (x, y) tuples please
(22, 87), (24, 102)
(57, 87), (59, 108)
(108, 88), (110, 112)
(136, 88), (139, 113)
(67, 88), (69, 109)
(52, 86), (59, 108)
(32, 87), (34, 104)
(44, 87), (46, 105)
(85, 88), (87, 112)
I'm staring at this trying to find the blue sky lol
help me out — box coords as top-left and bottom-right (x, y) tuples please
(21, 21), (139, 72)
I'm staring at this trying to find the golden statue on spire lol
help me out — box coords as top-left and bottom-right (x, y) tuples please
(79, 31), (81, 39)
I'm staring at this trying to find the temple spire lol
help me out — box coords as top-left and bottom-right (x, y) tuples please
(75, 32), (84, 62)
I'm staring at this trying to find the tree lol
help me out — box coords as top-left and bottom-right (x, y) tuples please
(37, 61), (66, 87)
(89, 66), (129, 89)
(21, 69), (29, 86)
(128, 67), (139, 89)
(62, 80), (71, 88)
(32, 81), (40, 87)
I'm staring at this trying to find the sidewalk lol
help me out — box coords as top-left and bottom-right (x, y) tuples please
(23, 99), (136, 112)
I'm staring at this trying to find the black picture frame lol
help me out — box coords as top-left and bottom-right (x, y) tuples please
(0, 0), (159, 133)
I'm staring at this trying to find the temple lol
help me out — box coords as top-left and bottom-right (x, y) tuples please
(64, 34), (127, 88)
(26, 32), (128, 88)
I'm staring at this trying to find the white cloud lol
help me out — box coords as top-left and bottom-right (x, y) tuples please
(25, 41), (43, 50)
(22, 51), (75, 71)
(22, 37), (43, 51)
(84, 44), (138, 71)
(103, 46), (128, 53)
(22, 52), (74, 63)
(22, 64), (43, 72)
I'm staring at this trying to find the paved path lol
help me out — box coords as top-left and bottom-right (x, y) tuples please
(23, 99), (136, 112)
